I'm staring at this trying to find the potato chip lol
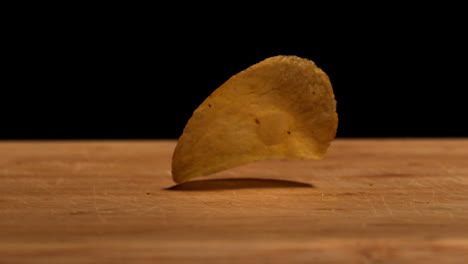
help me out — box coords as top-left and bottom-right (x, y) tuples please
(172, 55), (338, 183)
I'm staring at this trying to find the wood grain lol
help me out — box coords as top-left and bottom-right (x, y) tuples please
(1, 139), (468, 263)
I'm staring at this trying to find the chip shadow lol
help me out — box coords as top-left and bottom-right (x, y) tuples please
(164, 178), (314, 191)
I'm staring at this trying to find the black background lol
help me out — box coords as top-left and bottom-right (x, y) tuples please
(3, 5), (467, 139)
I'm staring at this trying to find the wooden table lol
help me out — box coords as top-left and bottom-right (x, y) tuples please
(1, 139), (468, 263)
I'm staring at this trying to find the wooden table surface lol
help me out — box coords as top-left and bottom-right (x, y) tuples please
(1, 139), (468, 263)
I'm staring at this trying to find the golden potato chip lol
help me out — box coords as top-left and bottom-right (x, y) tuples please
(172, 55), (338, 183)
